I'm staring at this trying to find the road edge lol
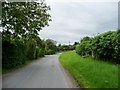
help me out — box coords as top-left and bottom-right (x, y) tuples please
(59, 60), (80, 88)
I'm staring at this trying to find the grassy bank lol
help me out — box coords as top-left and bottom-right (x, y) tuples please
(59, 51), (118, 88)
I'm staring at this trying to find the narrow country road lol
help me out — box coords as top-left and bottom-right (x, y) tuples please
(3, 54), (77, 88)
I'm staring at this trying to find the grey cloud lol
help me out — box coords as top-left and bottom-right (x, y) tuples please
(39, 2), (118, 44)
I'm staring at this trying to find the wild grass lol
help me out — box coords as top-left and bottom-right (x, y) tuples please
(59, 51), (118, 88)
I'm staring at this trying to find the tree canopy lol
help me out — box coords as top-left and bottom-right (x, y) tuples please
(2, 1), (51, 41)
(2, 1), (52, 69)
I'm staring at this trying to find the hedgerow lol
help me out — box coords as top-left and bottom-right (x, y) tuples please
(2, 1), (51, 69)
(2, 37), (46, 69)
(2, 40), (27, 68)
(76, 30), (120, 64)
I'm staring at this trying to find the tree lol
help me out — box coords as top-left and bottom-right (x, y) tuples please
(58, 44), (61, 47)
(81, 36), (90, 42)
(2, 1), (51, 41)
(2, 1), (52, 68)
(74, 42), (79, 46)
(45, 39), (57, 54)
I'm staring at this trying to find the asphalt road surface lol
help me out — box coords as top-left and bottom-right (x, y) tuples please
(3, 54), (77, 88)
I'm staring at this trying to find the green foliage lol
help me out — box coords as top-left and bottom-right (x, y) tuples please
(81, 36), (90, 42)
(57, 42), (78, 52)
(45, 39), (57, 55)
(39, 48), (45, 57)
(2, 1), (51, 39)
(59, 51), (118, 88)
(2, 40), (26, 69)
(57, 44), (75, 52)
(76, 40), (92, 56)
(76, 30), (120, 64)
(26, 39), (36, 60)
(45, 49), (54, 55)
(2, 1), (51, 69)
(2, 35), (46, 69)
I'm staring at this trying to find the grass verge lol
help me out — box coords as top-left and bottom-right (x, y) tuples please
(59, 50), (118, 88)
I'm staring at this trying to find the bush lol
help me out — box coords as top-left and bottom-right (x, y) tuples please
(76, 39), (92, 56)
(2, 40), (26, 69)
(2, 37), (46, 69)
(76, 30), (120, 64)
(26, 40), (36, 60)
(39, 48), (45, 57)
(45, 49), (55, 55)
(58, 45), (75, 51)
(45, 39), (57, 55)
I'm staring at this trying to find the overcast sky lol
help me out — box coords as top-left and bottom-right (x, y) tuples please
(39, 0), (119, 45)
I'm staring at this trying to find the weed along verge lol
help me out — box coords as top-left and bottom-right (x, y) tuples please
(59, 51), (118, 88)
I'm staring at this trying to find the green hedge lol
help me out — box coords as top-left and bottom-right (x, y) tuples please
(76, 30), (120, 64)
(45, 49), (55, 55)
(2, 40), (26, 69)
(2, 39), (46, 69)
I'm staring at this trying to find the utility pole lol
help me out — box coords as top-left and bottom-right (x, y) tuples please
(69, 41), (70, 46)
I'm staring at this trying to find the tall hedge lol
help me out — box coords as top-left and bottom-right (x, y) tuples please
(2, 40), (26, 68)
(2, 37), (46, 69)
(76, 30), (120, 64)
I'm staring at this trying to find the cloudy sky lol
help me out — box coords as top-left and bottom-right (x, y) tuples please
(39, 0), (119, 45)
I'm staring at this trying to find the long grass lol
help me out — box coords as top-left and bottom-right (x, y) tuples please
(59, 51), (118, 88)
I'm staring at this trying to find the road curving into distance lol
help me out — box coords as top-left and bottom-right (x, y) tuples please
(3, 53), (78, 88)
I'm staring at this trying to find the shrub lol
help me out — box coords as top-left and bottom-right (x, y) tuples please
(76, 30), (120, 64)
(45, 49), (54, 55)
(26, 40), (36, 60)
(2, 37), (46, 69)
(76, 39), (92, 56)
(45, 39), (57, 55)
(2, 40), (26, 69)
